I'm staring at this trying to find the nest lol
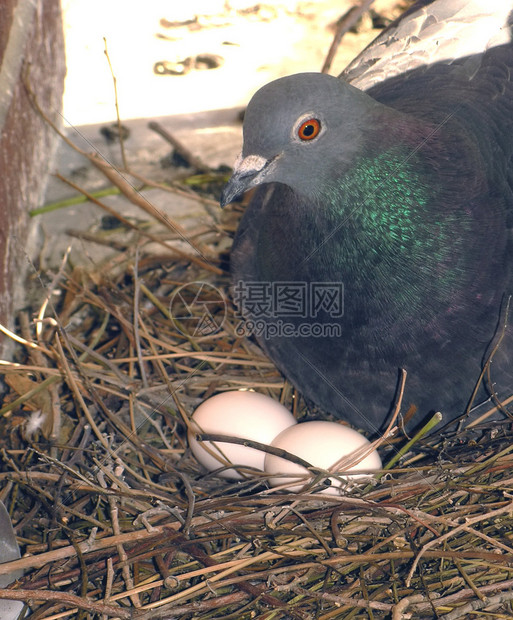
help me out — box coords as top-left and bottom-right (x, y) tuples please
(2, 54), (513, 620)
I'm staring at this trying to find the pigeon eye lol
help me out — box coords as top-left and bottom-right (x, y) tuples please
(297, 118), (321, 141)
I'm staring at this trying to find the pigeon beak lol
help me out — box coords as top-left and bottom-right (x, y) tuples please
(220, 153), (270, 207)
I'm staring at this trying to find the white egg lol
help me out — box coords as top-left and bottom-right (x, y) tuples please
(188, 391), (297, 479)
(264, 420), (382, 494)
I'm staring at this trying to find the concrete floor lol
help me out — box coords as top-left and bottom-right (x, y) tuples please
(59, 0), (380, 125)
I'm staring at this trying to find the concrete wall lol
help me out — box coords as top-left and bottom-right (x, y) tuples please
(0, 0), (65, 353)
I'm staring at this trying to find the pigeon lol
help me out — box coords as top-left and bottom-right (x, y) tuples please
(221, 0), (513, 435)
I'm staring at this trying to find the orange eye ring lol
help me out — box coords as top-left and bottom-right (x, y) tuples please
(297, 118), (321, 141)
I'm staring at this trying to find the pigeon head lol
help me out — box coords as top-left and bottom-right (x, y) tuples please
(221, 72), (384, 206)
